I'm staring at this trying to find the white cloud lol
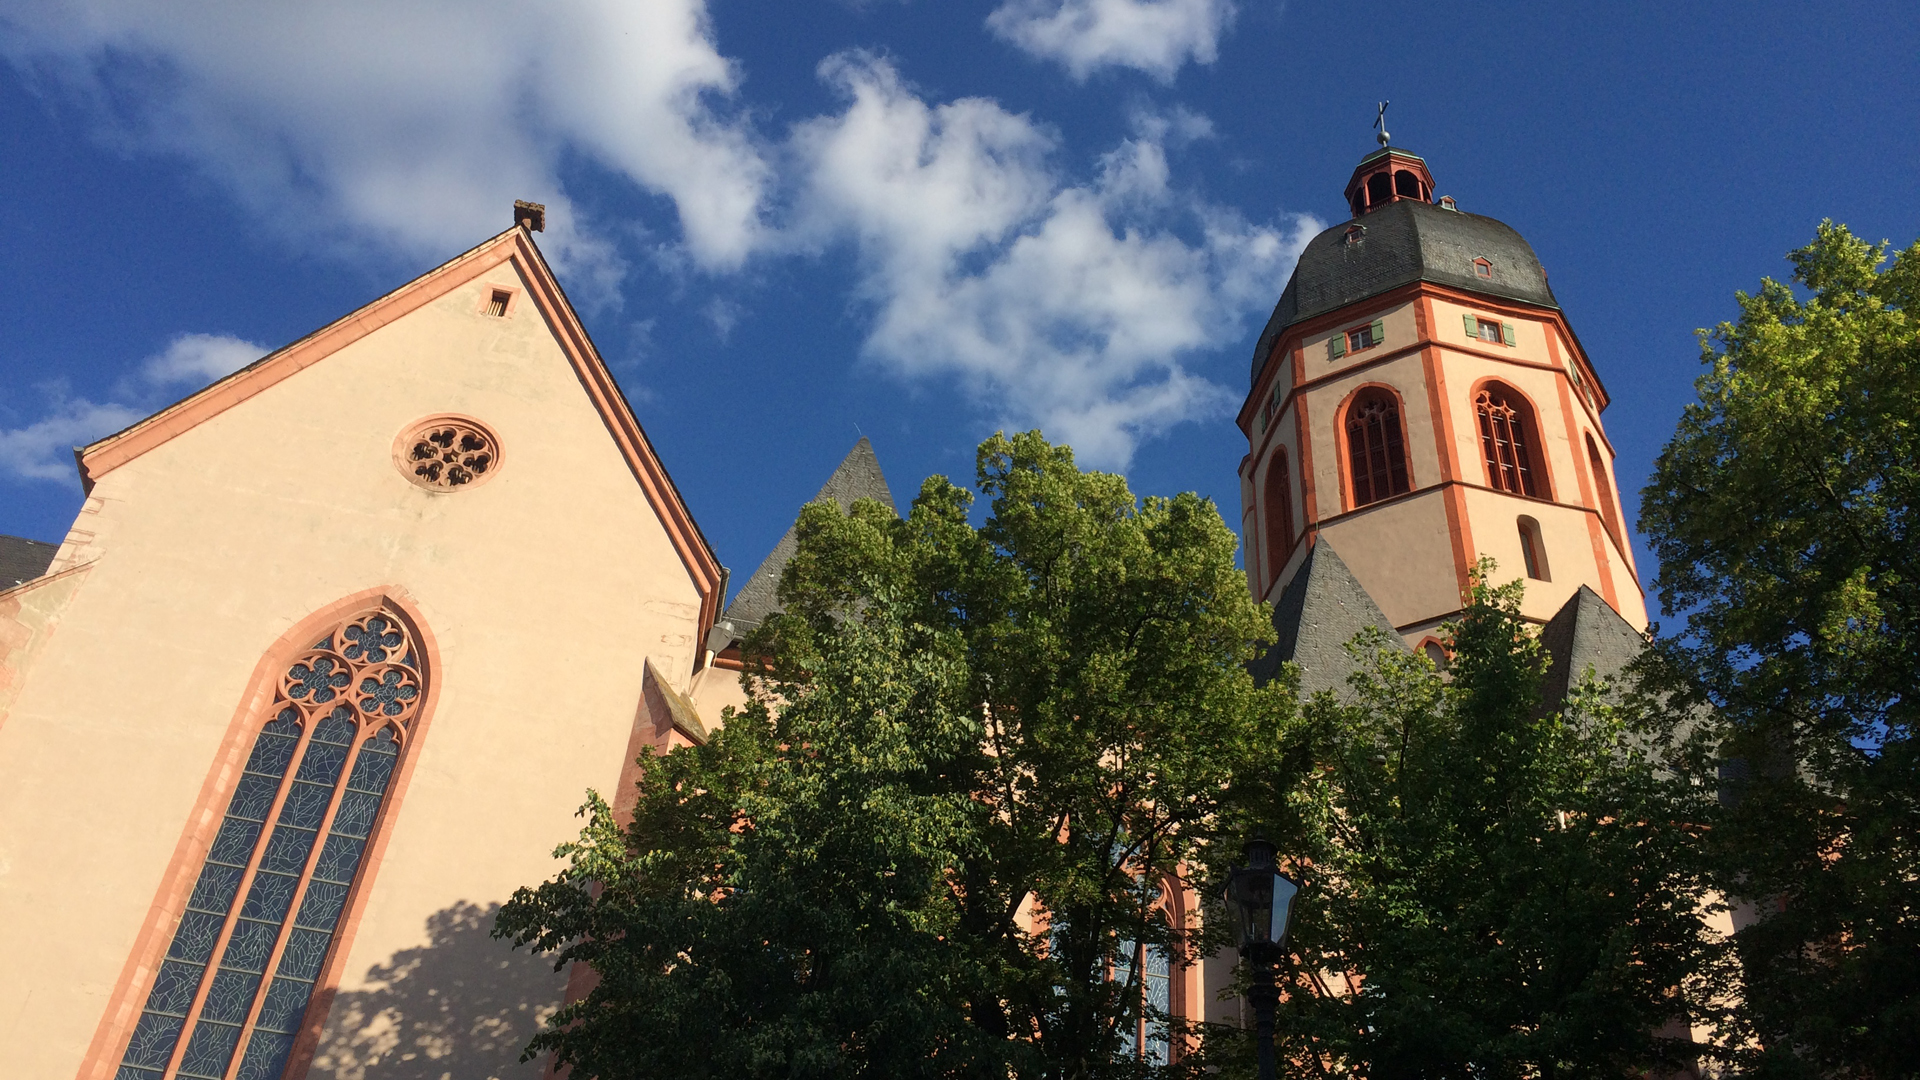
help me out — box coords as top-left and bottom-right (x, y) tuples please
(136, 332), (265, 387)
(986, 0), (1237, 82)
(793, 55), (1317, 468)
(0, 0), (769, 277)
(1, 333), (266, 484)
(0, 397), (141, 482)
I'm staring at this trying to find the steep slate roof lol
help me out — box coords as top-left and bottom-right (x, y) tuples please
(1250, 196), (1559, 379)
(0, 534), (58, 589)
(706, 437), (898, 654)
(1249, 538), (1407, 698)
(1538, 585), (1649, 707)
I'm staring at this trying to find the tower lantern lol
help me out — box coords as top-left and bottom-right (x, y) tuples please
(1343, 148), (1435, 218)
(1237, 144), (1646, 686)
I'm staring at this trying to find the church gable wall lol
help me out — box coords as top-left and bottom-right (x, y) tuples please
(0, 256), (702, 1079)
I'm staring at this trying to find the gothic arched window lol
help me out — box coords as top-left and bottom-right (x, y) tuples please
(1586, 434), (1623, 546)
(1345, 389), (1410, 508)
(1475, 384), (1546, 498)
(1262, 450), (1294, 588)
(118, 605), (427, 1080)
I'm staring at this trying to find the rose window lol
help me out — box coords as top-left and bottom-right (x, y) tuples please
(396, 416), (499, 491)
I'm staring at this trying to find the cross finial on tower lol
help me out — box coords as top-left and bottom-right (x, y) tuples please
(1374, 101), (1391, 147)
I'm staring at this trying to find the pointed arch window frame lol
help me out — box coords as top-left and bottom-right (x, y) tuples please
(1472, 381), (1552, 501)
(91, 588), (440, 1080)
(1340, 384), (1414, 510)
(1262, 447), (1296, 591)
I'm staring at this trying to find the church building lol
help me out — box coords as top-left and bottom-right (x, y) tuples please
(0, 145), (1649, 1079)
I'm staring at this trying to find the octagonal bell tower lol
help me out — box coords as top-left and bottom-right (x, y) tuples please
(1237, 145), (1646, 657)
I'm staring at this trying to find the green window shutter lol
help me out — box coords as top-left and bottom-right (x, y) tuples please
(1464, 314), (1478, 337)
(1329, 333), (1346, 359)
(1370, 318), (1385, 345)
(1501, 322), (1517, 346)
(1257, 413), (1267, 435)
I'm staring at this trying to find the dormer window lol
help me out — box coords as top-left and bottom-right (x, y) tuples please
(1345, 224), (1365, 245)
(1438, 195), (1459, 211)
(1473, 257), (1493, 279)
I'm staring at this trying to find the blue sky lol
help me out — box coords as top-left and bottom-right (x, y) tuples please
(2, 0), (1916, 621)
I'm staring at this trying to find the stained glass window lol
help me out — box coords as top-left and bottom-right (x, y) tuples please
(1346, 389), (1410, 508)
(118, 607), (424, 1080)
(1476, 385), (1545, 498)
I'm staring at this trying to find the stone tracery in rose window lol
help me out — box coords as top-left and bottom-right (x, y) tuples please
(117, 604), (428, 1080)
(398, 416), (499, 491)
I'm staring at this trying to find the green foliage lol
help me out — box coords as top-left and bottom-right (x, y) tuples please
(1640, 222), (1920, 1078)
(494, 431), (1293, 1079)
(1253, 568), (1726, 1080)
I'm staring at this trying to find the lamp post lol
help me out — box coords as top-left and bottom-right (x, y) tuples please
(1224, 838), (1298, 1080)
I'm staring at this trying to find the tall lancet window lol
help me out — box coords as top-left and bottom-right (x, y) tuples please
(1262, 449), (1295, 588)
(1475, 384), (1546, 498)
(1345, 388), (1410, 508)
(118, 605), (427, 1080)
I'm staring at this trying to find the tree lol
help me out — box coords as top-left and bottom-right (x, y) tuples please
(494, 431), (1293, 1079)
(1253, 570), (1726, 1080)
(1639, 222), (1920, 1078)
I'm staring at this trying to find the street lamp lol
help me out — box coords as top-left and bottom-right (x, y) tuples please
(1224, 838), (1298, 1080)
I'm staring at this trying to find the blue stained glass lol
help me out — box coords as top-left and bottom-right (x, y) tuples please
(357, 669), (417, 717)
(285, 656), (349, 705)
(293, 740), (348, 785)
(116, 1066), (164, 1080)
(311, 833), (365, 885)
(276, 928), (332, 981)
(198, 968), (262, 1024)
(220, 918), (280, 974)
(238, 869), (299, 923)
(1143, 944), (1171, 1065)
(121, 1010), (185, 1067)
(207, 816), (264, 865)
(331, 790), (381, 839)
(187, 862), (246, 915)
(260, 824), (320, 875)
(341, 617), (402, 664)
(294, 881), (348, 929)
(226, 773), (282, 822)
(314, 710), (358, 745)
(145, 959), (204, 1017)
(167, 911), (226, 964)
(252, 976), (312, 1033)
(278, 779), (334, 830)
(347, 738), (397, 792)
(236, 1029), (298, 1080)
(244, 729), (301, 776)
(176, 1017), (243, 1079)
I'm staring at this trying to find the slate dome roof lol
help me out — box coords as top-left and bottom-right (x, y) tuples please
(1250, 196), (1558, 379)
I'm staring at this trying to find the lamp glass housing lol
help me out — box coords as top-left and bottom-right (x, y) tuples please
(1224, 839), (1298, 952)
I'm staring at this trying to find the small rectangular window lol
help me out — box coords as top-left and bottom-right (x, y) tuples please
(1348, 325), (1375, 351)
(486, 290), (511, 317)
(1474, 317), (1503, 344)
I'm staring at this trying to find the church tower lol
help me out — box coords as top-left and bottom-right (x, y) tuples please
(1237, 145), (1646, 660)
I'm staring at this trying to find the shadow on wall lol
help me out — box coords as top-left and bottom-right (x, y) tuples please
(308, 901), (561, 1080)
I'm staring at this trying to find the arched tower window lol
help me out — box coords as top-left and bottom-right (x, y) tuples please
(1475, 384), (1546, 498)
(1517, 516), (1550, 581)
(1586, 434), (1623, 546)
(1262, 450), (1294, 588)
(1345, 388), (1410, 508)
(118, 604), (427, 1080)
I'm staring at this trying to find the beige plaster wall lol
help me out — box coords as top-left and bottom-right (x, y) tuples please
(1299, 350), (1440, 513)
(0, 261), (705, 1078)
(1297, 300), (1418, 377)
(1316, 493), (1461, 627)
